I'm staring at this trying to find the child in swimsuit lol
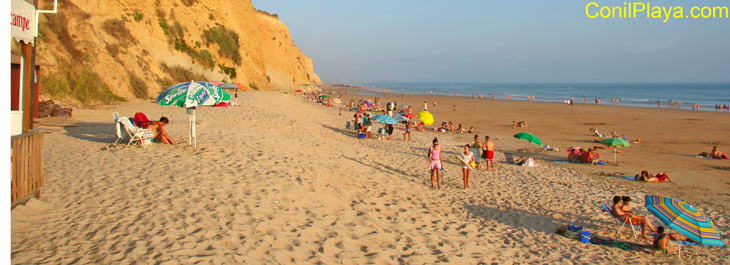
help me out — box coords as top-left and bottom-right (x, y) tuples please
(428, 138), (442, 189)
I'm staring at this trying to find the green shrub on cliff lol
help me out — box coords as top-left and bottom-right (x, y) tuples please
(203, 26), (241, 65)
(41, 59), (125, 104)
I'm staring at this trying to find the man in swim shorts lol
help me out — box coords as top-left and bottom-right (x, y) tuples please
(483, 136), (495, 171)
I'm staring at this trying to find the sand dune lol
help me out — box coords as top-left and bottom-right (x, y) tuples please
(11, 92), (729, 264)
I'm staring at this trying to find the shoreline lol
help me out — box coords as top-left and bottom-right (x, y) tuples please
(338, 84), (730, 112)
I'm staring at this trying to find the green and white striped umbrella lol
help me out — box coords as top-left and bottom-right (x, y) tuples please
(155, 81), (230, 150)
(156, 81), (230, 108)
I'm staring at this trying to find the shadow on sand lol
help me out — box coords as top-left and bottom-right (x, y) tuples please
(63, 122), (117, 144)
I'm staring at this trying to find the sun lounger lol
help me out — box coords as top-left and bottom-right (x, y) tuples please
(600, 204), (640, 239)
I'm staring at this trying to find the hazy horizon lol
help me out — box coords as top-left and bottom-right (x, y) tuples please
(252, 1), (730, 84)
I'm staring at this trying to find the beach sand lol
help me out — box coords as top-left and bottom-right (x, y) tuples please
(11, 90), (729, 264)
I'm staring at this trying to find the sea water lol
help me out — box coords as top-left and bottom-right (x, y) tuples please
(353, 82), (730, 111)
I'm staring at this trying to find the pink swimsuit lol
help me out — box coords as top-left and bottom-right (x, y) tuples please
(429, 146), (442, 170)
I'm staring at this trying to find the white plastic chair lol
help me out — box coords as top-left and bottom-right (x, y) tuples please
(116, 116), (153, 148)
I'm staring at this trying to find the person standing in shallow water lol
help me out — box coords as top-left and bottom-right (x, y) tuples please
(427, 138), (442, 189)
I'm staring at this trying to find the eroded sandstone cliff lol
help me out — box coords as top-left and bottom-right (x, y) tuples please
(34, 0), (320, 101)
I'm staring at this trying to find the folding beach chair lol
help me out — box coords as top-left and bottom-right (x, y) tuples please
(504, 152), (515, 164)
(601, 204), (640, 239)
(117, 116), (153, 148)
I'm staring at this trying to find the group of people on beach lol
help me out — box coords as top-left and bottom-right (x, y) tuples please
(426, 135), (496, 189)
(567, 146), (605, 164)
(610, 196), (693, 252)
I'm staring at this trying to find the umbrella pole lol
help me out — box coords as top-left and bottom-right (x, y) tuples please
(613, 148), (617, 165)
(188, 112), (192, 146)
(192, 109), (197, 150)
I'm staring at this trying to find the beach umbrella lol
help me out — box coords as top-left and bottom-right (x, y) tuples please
(219, 82), (239, 89)
(393, 114), (410, 122)
(645, 195), (724, 247)
(319, 94), (329, 98)
(601, 137), (630, 165)
(156, 81), (230, 150)
(218, 83), (239, 107)
(372, 114), (397, 124)
(418, 110), (434, 125)
(513, 132), (543, 146)
(404, 113), (416, 119)
(400, 104), (409, 109)
(333, 98), (342, 104)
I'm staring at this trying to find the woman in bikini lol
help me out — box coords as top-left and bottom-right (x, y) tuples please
(427, 138), (442, 189)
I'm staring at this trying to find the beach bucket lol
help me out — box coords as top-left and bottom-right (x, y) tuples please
(358, 133), (365, 139)
(580, 230), (591, 244)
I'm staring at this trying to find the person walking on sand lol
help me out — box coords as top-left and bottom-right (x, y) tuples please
(427, 138), (443, 189)
(423, 101), (428, 111)
(482, 136), (495, 171)
(433, 100), (437, 108)
(403, 122), (412, 141)
(472, 135), (482, 169)
(460, 144), (474, 189)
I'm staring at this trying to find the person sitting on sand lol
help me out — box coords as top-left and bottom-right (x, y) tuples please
(417, 122), (425, 132)
(427, 138), (442, 189)
(581, 149), (595, 163)
(568, 147), (582, 162)
(612, 196), (656, 240)
(590, 149), (603, 164)
(468, 126), (475, 133)
(710, 146), (728, 159)
(653, 226), (691, 253)
(456, 124), (464, 134)
(147, 116), (175, 145)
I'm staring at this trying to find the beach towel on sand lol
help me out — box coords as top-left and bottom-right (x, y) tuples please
(590, 236), (656, 255)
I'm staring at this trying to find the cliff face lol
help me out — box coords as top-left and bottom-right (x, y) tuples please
(35, 0), (320, 100)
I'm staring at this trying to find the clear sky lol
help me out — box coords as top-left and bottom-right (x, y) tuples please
(252, 0), (730, 83)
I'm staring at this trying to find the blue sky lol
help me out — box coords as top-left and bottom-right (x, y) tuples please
(252, 0), (730, 83)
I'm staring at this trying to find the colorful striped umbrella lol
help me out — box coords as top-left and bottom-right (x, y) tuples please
(645, 195), (724, 246)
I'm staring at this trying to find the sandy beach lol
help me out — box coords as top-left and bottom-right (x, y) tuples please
(11, 90), (730, 264)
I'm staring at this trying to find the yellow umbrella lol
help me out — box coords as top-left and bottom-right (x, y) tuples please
(418, 110), (434, 125)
